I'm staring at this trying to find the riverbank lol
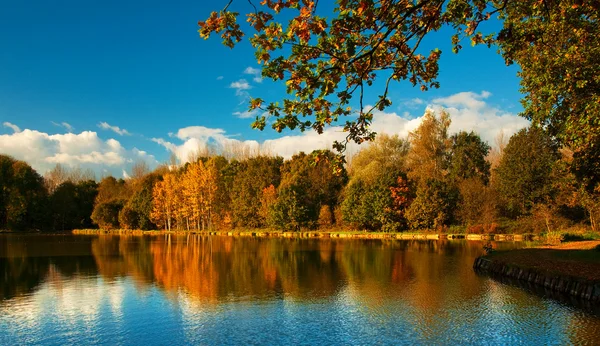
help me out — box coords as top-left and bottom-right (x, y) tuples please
(71, 228), (537, 241)
(474, 241), (600, 302)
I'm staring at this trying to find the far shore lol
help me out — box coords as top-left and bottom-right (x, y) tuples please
(70, 228), (538, 241)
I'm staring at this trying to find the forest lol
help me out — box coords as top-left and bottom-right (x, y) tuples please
(1, 110), (599, 235)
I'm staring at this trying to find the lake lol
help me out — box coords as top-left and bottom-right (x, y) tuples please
(1, 234), (599, 345)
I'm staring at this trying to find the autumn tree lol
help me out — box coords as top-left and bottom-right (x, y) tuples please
(406, 110), (451, 183)
(151, 173), (181, 231)
(342, 134), (411, 231)
(200, 1), (495, 154)
(180, 159), (219, 230)
(259, 184), (277, 226)
(455, 177), (498, 228)
(405, 178), (457, 230)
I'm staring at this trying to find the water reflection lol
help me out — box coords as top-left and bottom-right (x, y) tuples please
(1, 234), (599, 345)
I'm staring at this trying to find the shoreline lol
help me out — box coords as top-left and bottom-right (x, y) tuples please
(70, 228), (536, 241)
(474, 241), (600, 302)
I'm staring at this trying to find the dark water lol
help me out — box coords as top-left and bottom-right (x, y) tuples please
(1, 234), (599, 345)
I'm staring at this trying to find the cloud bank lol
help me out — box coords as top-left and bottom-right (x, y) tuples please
(152, 91), (529, 162)
(0, 128), (157, 176)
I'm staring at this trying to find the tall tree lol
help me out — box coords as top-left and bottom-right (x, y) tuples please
(406, 110), (451, 183)
(448, 131), (491, 184)
(496, 127), (559, 216)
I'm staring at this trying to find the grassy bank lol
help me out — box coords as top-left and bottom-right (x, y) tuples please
(71, 228), (539, 241)
(475, 240), (600, 302)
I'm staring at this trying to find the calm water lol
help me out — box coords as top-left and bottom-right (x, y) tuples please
(1, 234), (599, 345)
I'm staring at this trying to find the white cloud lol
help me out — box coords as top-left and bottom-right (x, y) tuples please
(428, 91), (529, 145)
(152, 125), (263, 164)
(229, 79), (252, 96)
(432, 91), (489, 110)
(216, 76), (224, 80)
(0, 128), (157, 176)
(402, 98), (425, 108)
(244, 66), (263, 83)
(233, 109), (261, 119)
(51, 121), (74, 132)
(3, 122), (21, 133)
(122, 169), (131, 179)
(98, 122), (131, 136)
(244, 67), (260, 75)
(151, 137), (178, 152)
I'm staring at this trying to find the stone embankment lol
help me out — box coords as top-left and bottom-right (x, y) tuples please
(474, 256), (600, 302)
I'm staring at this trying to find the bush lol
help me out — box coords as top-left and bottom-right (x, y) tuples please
(544, 231), (565, 245)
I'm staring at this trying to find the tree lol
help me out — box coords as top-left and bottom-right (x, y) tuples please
(342, 134), (411, 231)
(495, 127), (559, 217)
(406, 109), (451, 183)
(0, 155), (48, 231)
(199, 1), (599, 188)
(49, 180), (98, 231)
(497, 1), (599, 159)
(231, 156), (283, 227)
(349, 133), (409, 181)
(270, 151), (347, 230)
(456, 177), (498, 228)
(150, 173), (180, 231)
(126, 173), (160, 230)
(448, 131), (491, 184)
(118, 206), (139, 230)
(405, 178), (457, 230)
(92, 176), (129, 229)
(91, 201), (122, 229)
(198, 1), (497, 153)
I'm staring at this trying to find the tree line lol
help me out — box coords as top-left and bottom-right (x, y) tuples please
(1, 110), (599, 234)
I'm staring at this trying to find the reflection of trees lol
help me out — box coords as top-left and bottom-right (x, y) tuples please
(3, 234), (524, 320)
(87, 236), (497, 308)
(91, 235), (154, 285)
(0, 235), (97, 301)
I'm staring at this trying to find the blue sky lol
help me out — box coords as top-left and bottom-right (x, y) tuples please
(0, 0), (528, 177)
